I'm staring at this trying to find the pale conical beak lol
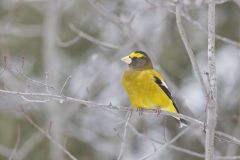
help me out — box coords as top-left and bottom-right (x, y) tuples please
(121, 56), (132, 64)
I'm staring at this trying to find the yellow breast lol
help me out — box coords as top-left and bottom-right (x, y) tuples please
(121, 69), (175, 111)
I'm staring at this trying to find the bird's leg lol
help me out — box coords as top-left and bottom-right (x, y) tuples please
(155, 108), (162, 117)
(129, 108), (134, 112)
(137, 107), (143, 116)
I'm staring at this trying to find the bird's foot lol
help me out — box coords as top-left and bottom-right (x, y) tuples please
(155, 108), (162, 117)
(137, 107), (143, 116)
(129, 108), (134, 114)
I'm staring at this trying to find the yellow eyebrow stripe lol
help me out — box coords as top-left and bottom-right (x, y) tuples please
(129, 52), (144, 58)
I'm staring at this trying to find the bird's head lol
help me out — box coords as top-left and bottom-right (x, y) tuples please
(121, 51), (153, 69)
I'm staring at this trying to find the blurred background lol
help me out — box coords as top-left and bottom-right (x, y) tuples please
(0, 0), (239, 159)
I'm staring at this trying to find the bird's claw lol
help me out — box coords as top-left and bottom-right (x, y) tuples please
(137, 107), (143, 116)
(155, 108), (161, 117)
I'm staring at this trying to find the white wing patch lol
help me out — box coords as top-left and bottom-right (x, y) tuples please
(161, 80), (168, 89)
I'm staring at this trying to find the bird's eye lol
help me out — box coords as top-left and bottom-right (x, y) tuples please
(132, 57), (137, 60)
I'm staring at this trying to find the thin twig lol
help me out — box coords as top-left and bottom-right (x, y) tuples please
(127, 123), (205, 158)
(15, 70), (56, 90)
(8, 126), (20, 160)
(87, 0), (123, 26)
(20, 106), (78, 160)
(117, 111), (132, 160)
(15, 132), (44, 160)
(68, 23), (120, 49)
(138, 124), (196, 160)
(110, 109), (203, 159)
(60, 75), (71, 95)
(165, 2), (240, 48)
(180, 9), (240, 48)
(21, 95), (50, 103)
(126, 117), (240, 160)
(57, 36), (81, 48)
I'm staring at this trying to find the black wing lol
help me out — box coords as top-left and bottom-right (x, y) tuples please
(153, 76), (180, 113)
(153, 76), (172, 100)
(153, 76), (187, 126)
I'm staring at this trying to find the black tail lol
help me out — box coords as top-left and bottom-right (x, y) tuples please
(173, 101), (187, 128)
(179, 118), (188, 128)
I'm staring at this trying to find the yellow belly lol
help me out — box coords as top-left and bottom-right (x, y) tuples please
(122, 69), (176, 113)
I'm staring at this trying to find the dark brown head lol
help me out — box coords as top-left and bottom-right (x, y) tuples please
(121, 51), (153, 70)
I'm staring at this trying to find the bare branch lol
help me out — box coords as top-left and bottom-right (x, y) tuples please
(0, 88), (240, 153)
(138, 124), (196, 160)
(0, 89), (202, 124)
(107, 109), (204, 159)
(57, 36), (81, 48)
(128, 120), (240, 160)
(117, 112), (131, 160)
(60, 75), (71, 95)
(124, 121), (207, 159)
(15, 132), (44, 160)
(21, 95), (50, 103)
(165, 2), (240, 48)
(87, 0), (123, 26)
(205, 0), (217, 159)
(176, 3), (208, 97)
(20, 107), (78, 160)
(42, 0), (64, 159)
(179, 9), (240, 48)
(15, 70), (56, 90)
(68, 23), (121, 49)
(8, 126), (20, 160)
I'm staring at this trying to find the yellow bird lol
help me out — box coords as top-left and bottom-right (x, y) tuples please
(121, 51), (186, 127)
